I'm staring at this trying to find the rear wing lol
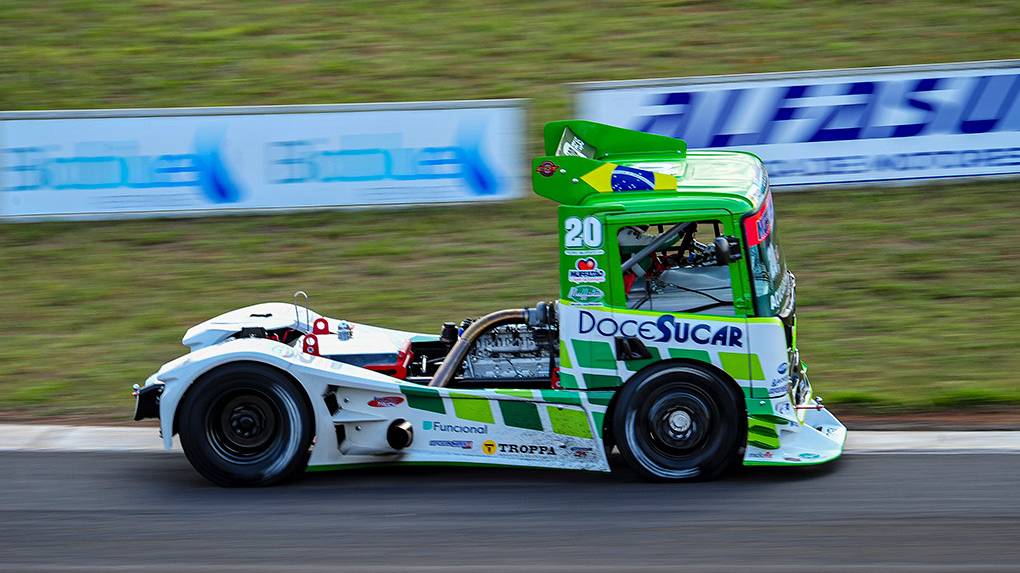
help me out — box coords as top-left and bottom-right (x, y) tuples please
(541, 120), (687, 159)
(532, 120), (687, 206)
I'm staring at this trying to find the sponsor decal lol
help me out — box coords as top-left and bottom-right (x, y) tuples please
(423, 420), (488, 434)
(568, 258), (606, 284)
(569, 446), (594, 458)
(767, 270), (793, 315)
(577, 310), (743, 347)
(748, 450), (774, 460)
(367, 396), (405, 408)
(767, 375), (789, 397)
(775, 401), (793, 416)
(480, 440), (557, 456)
(429, 439), (474, 450)
(536, 160), (559, 177)
(568, 285), (605, 305)
(744, 194), (774, 247)
(777, 362), (788, 375)
(784, 457), (801, 462)
(564, 248), (605, 256)
(556, 128), (596, 159)
(799, 452), (821, 460)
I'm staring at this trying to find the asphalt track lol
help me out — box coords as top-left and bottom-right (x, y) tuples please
(1, 451), (1018, 572)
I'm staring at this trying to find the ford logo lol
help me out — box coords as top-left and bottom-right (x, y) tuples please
(778, 362), (788, 374)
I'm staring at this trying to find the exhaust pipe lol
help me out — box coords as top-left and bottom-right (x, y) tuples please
(387, 419), (414, 450)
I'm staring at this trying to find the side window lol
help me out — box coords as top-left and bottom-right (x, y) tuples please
(617, 220), (735, 315)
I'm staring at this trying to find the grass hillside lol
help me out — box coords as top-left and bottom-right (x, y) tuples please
(1, 0), (1018, 419)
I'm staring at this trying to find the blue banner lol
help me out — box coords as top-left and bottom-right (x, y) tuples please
(576, 61), (1019, 187)
(1, 100), (526, 220)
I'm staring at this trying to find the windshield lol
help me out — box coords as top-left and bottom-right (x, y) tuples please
(743, 192), (792, 316)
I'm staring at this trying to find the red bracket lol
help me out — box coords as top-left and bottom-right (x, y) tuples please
(302, 334), (320, 356)
(312, 318), (330, 335)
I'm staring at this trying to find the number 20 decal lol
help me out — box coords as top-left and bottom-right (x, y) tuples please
(564, 216), (603, 248)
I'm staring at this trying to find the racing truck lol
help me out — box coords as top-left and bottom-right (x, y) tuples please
(133, 120), (846, 486)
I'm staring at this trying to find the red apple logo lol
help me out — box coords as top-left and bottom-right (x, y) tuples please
(576, 258), (597, 270)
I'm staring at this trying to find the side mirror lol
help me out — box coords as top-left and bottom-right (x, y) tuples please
(713, 236), (742, 265)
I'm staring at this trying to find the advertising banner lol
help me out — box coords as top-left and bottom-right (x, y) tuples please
(575, 60), (1019, 187)
(1, 100), (526, 220)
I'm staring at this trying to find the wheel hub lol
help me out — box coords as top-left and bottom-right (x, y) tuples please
(211, 392), (278, 455)
(646, 389), (714, 455)
(667, 410), (692, 433)
(230, 408), (263, 439)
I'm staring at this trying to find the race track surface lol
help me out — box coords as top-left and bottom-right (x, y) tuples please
(0, 451), (1017, 572)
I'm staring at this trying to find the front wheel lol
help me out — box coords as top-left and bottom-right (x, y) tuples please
(613, 363), (744, 481)
(179, 363), (314, 487)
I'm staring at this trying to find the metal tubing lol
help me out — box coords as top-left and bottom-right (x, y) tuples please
(621, 222), (692, 273)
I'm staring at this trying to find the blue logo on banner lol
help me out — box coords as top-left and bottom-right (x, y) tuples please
(193, 127), (243, 203)
(266, 120), (502, 196)
(455, 119), (501, 196)
(635, 74), (1020, 146)
(2, 124), (245, 203)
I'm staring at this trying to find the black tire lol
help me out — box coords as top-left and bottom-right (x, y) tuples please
(612, 363), (744, 482)
(179, 363), (314, 487)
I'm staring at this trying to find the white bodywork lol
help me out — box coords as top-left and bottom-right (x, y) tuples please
(145, 303), (609, 473)
(144, 301), (844, 474)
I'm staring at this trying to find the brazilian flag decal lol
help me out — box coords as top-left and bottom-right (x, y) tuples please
(581, 162), (677, 193)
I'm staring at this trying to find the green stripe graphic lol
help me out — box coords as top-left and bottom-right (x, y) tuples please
(498, 400), (543, 431)
(400, 385), (446, 414)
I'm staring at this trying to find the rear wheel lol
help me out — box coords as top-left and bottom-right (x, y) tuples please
(613, 363), (744, 481)
(179, 363), (314, 487)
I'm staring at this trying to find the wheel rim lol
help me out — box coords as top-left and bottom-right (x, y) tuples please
(205, 387), (282, 464)
(629, 382), (722, 475)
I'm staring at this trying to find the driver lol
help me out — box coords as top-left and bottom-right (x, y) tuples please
(618, 226), (651, 294)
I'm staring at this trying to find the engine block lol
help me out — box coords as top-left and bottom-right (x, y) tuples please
(463, 324), (555, 379)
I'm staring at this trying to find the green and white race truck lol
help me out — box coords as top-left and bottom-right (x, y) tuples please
(134, 120), (845, 486)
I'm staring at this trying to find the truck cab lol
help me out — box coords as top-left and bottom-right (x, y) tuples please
(534, 121), (840, 471)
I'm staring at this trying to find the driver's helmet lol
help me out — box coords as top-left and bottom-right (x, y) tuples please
(617, 225), (654, 248)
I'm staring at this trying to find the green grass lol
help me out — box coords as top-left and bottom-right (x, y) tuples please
(1, 0), (1019, 419)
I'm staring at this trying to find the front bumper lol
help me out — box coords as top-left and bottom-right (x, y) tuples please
(133, 377), (165, 421)
(744, 398), (847, 466)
